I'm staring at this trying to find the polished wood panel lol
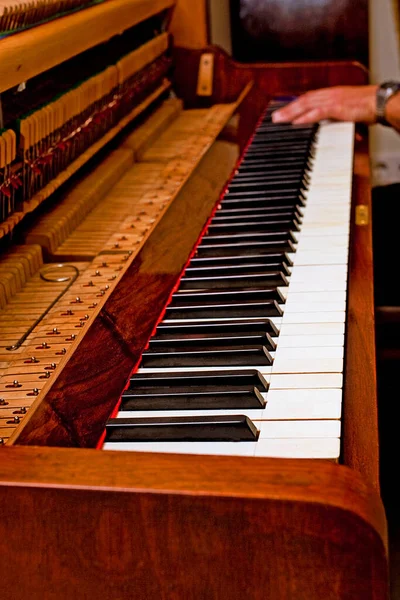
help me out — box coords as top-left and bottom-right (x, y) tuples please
(229, 0), (369, 67)
(169, 0), (208, 48)
(0, 446), (389, 600)
(344, 130), (379, 489)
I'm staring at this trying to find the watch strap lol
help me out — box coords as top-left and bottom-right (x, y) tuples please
(376, 81), (400, 126)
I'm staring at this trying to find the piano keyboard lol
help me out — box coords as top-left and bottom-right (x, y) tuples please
(103, 105), (355, 460)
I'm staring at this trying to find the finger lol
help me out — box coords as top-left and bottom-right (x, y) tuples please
(292, 108), (324, 124)
(272, 99), (307, 123)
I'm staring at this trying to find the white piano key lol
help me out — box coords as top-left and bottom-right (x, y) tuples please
(268, 373), (343, 389)
(104, 438), (340, 459)
(276, 334), (344, 347)
(279, 288), (347, 303)
(292, 225), (350, 237)
(283, 291), (346, 303)
(271, 357), (343, 374)
(299, 211), (351, 223)
(292, 251), (349, 266)
(289, 236), (349, 250)
(273, 346), (343, 359)
(257, 419), (340, 438)
(289, 265), (348, 283)
(281, 311), (345, 324)
(264, 388), (342, 419)
(103, 441), (258, 456)
(283, 302), (346, 313)
(254, 438), (340, 459)
(286, 280), (346, 293)
(279, 322), (345, 335)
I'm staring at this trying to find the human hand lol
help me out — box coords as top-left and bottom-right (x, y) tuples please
(272, 85), (378, 125)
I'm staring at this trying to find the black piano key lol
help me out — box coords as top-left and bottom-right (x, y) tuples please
(200, 231), (297, 245)
(239, 159), (312, 172)
(245, 140), (314, 151)
(214, 207), (303, 220)
(189, 252), (293, 268)
(243, 149), (313, 160)
(220, 196), (305, 210)
(241, 153), (311, 164)
(232, 170), (309, 184)
(149, 332), (276, 351)
(223, 188), (307, 201)
(206, 219), (300, 235)
(195, 239), (296, 256)
(170, 288), (286, 305)
(119, 386), (266, 411)
(248, 138), (312, 147)
(105, 415), (259, 442)
(227, 179), (307, 193)
(183, 262), (291, 279)
(256, 121), (315, 130)
(178, 271), (288, 291)
(237, 160), (309, 171)
(250, 128), (316, 137)
(246, 131), (315, 140)
(237, 161), (309, 173)
(248, 142), (313, 151)
(243, 149), (313, 161)
(140, 346), (273, 367)
(155, 319), (279, 339)
(164, 299), (283, 319)
(129, 368), (270, 391)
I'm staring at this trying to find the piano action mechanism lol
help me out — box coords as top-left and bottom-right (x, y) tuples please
(0, 0), (389, 597)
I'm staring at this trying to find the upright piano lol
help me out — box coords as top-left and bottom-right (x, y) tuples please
(0, 0), (389, 598)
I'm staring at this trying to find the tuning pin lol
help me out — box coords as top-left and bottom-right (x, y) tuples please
(25, 356), (39, 363)
(55, 348), (67, 356)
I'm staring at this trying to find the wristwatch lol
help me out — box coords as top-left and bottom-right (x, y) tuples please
(376, 81), (400, 126)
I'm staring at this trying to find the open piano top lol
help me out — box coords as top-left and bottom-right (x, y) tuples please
(0, 1), (389, 597)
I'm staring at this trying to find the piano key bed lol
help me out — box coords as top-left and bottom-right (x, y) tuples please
(103, 103), (355, 460)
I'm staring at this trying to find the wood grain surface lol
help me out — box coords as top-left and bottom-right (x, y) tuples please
(0, 446), (389, 600)
(0, 0), (175, 93)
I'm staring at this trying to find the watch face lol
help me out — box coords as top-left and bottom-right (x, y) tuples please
(377, 82), (400, 120)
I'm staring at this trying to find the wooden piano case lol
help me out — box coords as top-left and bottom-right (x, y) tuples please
(0, 3), (389, 598)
